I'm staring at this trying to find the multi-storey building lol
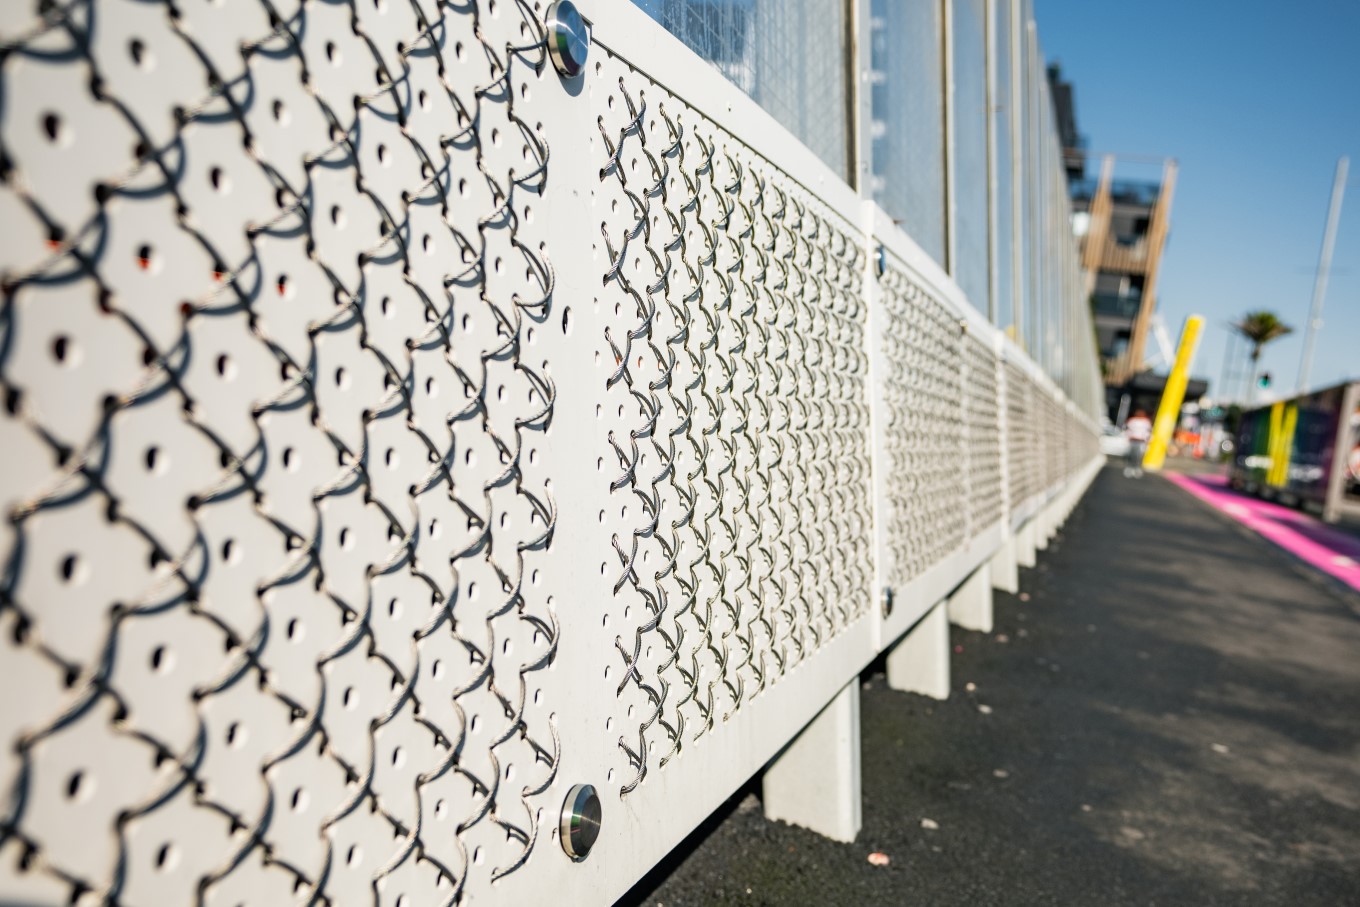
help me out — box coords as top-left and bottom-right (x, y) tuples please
(1076, 159), (1177, 387)
(1048, 65), (1177, 396)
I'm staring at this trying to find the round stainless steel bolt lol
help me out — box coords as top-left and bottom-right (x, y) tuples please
(546, 1), (590, 78)
(881, 587), (894, 618)
(874, 243), (887, 278)
(559, 783), (601, 861)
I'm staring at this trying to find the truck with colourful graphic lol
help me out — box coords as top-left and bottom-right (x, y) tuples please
(1229, 380), (1360, 524)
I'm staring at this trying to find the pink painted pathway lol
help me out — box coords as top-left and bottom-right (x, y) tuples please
(1163, 471), (1360, 593)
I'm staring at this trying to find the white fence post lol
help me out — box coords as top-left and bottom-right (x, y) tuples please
(1035, 506), (1052, 551)
(762, 682), (863, 843)
(1016, 521), (1039, 568)
(991, 537), (1021, 593)
(948, 564), (994, 633)
(886, 601), (951, 700)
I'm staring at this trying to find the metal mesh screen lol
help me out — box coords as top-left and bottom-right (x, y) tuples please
(868, 0), (946, 265)
(631, 0), (850, 179)
(950, 0), (989, 313)
(990, 0), (1016, 333)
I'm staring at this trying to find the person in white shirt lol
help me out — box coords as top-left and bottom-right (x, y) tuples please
(1124, 410), (1152, 478)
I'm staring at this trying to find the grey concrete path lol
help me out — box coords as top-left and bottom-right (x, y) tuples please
(618, 466), (1360, 906)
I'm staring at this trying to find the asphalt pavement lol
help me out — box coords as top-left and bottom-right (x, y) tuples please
(618, 465), (1360, 906)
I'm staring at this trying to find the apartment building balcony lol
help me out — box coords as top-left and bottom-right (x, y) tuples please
(1091, 291), (1144, 321)
(1089, 234), (1151, 273)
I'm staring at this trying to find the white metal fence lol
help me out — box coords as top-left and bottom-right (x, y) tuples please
(0, 1), (1100, 904)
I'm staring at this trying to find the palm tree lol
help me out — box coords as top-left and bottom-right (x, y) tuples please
(1232, 310), (1293, 397)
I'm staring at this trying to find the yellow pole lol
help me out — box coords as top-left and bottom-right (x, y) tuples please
(1267, 403), (1297, 487)
(1265, 402), (1284, 484)
(1143, 315), (1204, 472)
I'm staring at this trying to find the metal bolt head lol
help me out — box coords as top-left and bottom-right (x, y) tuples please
(560, 783), (602, 861)
(874, 243), (887, 278)
(546, 1), (590, 78)
(881, 587), (894, 618)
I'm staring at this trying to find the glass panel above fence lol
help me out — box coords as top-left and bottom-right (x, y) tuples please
(952, 0), (990, 315)
(869, 0), (947, 264)
(991, 0), (1015, 333)
(631, 0), (851, 180)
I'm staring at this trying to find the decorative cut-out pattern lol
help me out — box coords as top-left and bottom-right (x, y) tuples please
(1005, 359), (1039, 514)
(880, 264), (967, 584)
(963, 330), (1004, 534)
(0, 1), (558, 902)
(0, 2), (1100, 903)
(591, 56), (874, 797)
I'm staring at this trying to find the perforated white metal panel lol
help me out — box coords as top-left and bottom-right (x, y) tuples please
(589, 58), (875, 796)
(1005, 357), (1040, 519)
(2, 1), (559, 903)
(878, 260), (967, 586)
(962, 329), (1004, 535)
(0, 1), (1101, 905)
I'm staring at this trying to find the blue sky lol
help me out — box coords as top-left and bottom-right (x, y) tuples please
(1035, 0), (1360, 401)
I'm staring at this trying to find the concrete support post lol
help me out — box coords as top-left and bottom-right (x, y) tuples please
(991, 535), (1019, 593)
(1016, 521), (1037, 568)
(763, 681), (862, 842)
(1035, 506), (1051, 551)
(885, 600), (951, 700)
(947, 563), (993, 633)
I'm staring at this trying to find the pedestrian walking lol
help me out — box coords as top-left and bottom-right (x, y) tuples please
(1124, 410), (1152, 478)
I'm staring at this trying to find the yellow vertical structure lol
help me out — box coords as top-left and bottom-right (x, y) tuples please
(1143, 315), (1204, 472)
(1266, 402), (1298, 487)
